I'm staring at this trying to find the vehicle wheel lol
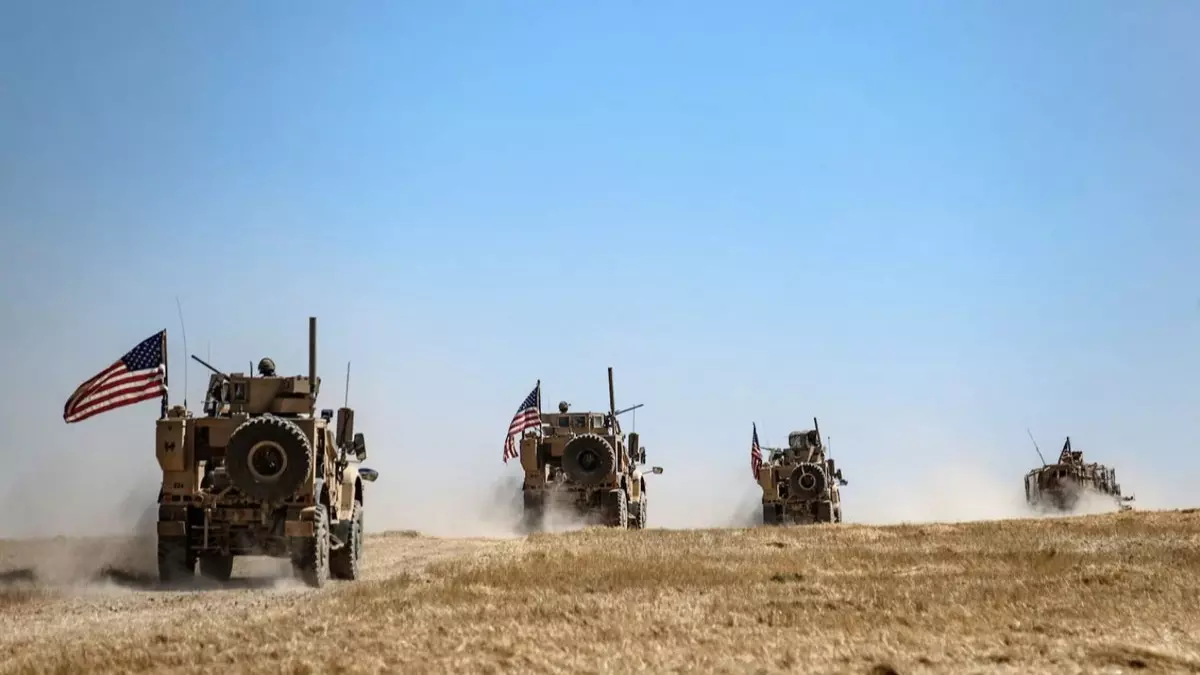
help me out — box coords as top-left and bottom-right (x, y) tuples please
(157, 536), (195, 584)
(224, 415), (313, 502)
(762, 504), (777, 525)
(292, 504), (330, 588)
(199, 554), (234, 582)
(330, 500), (363, 581)
(604, 488), (628, 528)
(561, 434), (616, 486)
(815, 501), (834, 523)
(521, 492), (544, 534)
(632, 495), (646, 529)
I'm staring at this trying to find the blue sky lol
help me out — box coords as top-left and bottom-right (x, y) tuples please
(1, 1), (1196, 535)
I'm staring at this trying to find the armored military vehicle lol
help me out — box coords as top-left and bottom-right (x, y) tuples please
(758, 418), (847, 525)
(517, 367), (663, 531)
(155, 317), (378, 588)
(1023, 435), (1133, 513)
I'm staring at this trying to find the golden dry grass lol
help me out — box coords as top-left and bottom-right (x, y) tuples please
(3, 510), (1200, 674)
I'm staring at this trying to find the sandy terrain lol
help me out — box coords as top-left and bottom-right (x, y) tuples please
(2, 510), (1199, 674)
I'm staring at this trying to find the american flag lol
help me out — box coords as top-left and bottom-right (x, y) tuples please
(503, 383), (541, 463)
(63, 330), (167, 424)
(1057, 436), (1072, 463)
(751, 422), (763, 478)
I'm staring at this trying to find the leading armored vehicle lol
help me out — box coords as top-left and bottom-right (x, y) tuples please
(517, 367), (663, 531)
(1023, 435), (1133, 513)
(758, 418), (847, 525)
(155, 317), (378, 588)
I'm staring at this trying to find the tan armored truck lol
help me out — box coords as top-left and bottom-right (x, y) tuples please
(155, 317), (378, 588)
(1023, 435), (1134, 513)
(518, 367), (663, 530)
(758, 418), (846, 525)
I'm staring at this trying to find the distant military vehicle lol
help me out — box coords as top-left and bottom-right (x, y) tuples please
(155, 317), (378, 588)
(1023, 433), (1133, 513)
(758, 418), (847, 525)
(517, 367), (663, 530)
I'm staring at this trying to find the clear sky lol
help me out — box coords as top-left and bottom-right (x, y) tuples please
(1, 1), (1196, 537)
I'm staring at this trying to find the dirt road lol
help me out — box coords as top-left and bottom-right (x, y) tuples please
(5, 511), (1200, 674)
(0, 531), (504, 673)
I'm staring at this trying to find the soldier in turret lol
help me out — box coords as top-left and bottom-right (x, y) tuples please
(258, 357), (276, 377)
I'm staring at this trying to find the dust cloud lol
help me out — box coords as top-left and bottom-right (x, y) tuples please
(0, 480), (159, 591)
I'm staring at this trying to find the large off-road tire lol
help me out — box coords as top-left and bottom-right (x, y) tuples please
(603, 488), (628, 528)
(521, 492), (544, 533)
(157, 536), (195, 584)
(631, 495), (646, 529)
(762, 504), (779, 525)
(330, 499), (363, 581)
(199, 554), (234, 582)
(815, 501), (834, 523)
(291, 504), (330, 589)
(788, 462), (828, 500)
(561, 434), (616, 486)
(224, 415), (313, 502)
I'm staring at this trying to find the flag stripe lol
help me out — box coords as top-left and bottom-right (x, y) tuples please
(63, 330), (167, 424)
(65, 373), (166, 423)
(66, 389), (166, 424)
(751, 423), (763, 479)
(64, 363), (124, 414)
(66, 369), (163, 418)
(1057, 437), (1072, 463)
(503, 383), (541, 464)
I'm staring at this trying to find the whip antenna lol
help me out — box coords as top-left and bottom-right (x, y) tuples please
(174, 296), (189, 410)
(1027, 428), (1048, 467)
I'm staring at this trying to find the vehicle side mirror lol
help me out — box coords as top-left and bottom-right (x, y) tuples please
(650, 466), (663, 475)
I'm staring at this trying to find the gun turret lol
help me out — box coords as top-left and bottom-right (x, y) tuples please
(193, 318), (322, 419)
(191, 354), (229, 380)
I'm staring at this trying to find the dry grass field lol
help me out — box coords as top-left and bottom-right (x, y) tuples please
(2, 509), (1200, 674)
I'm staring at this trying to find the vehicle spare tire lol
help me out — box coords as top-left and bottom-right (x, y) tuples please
(561, 433), (616, 486)
(788, 462), (828, 500)
(224, 415), (313, 501)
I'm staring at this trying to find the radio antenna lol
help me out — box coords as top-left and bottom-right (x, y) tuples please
(1026, 428), (1048, 467)
(174, 296), (189, 410)
(344, 361), (351, 407)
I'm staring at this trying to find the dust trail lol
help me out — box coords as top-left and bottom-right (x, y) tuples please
(0, 481), (304, 594)
(637, 463), (763, 529)
(846, 459), (1139, 525)
(366, 470), (531, 539)
(0, 483), (161, 589)
(536, 496), (593, 533)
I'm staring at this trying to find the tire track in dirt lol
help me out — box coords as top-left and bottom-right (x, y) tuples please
(0, 532), (500, 651)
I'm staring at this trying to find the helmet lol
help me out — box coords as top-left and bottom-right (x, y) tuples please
(257, 357), (276, 376)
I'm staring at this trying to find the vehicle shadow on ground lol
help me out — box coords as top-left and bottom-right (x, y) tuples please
(94, 566), (297, 591)
(0, 566), (296, 593)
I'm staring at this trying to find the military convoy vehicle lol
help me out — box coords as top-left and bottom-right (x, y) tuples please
(1023, 434), (1133, 513)
(517, 368), (663, 530)
(155, 317), (377, 588)
(758, 418), (847, 525)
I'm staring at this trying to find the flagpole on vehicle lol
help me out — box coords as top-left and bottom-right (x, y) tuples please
(160, 329), (169, 419)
